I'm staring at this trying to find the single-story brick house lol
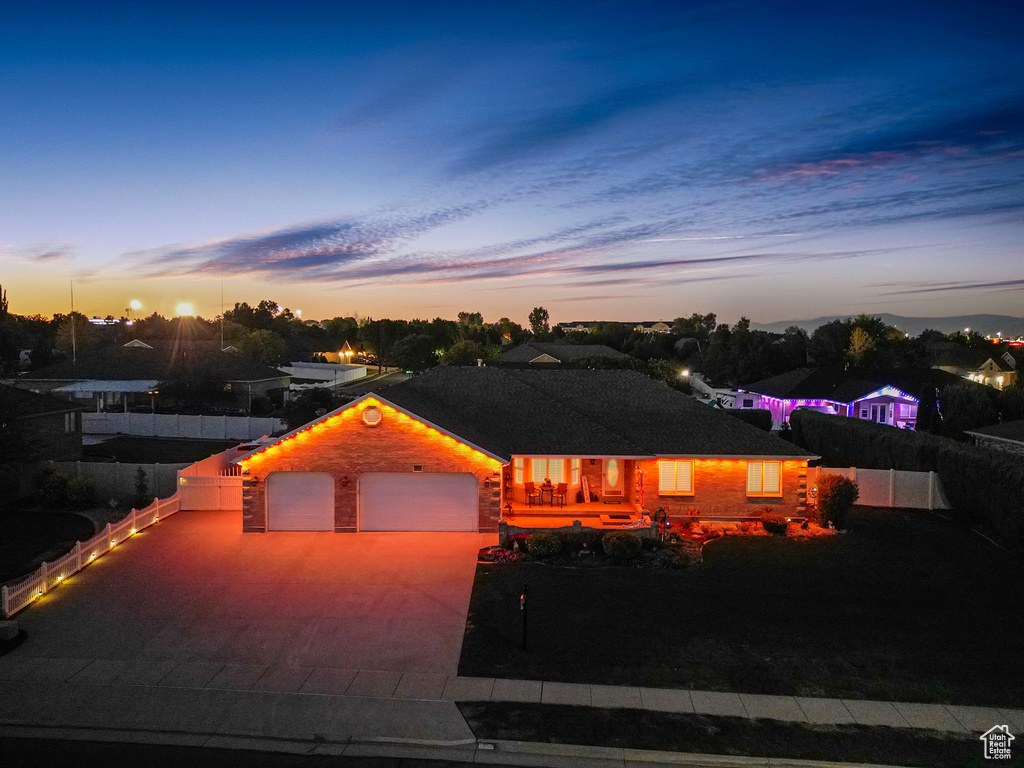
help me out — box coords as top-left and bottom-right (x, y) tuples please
(235, 368), (815, 533)
(738, 365), (967, 429)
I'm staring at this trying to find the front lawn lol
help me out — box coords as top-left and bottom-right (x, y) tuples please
(0, 510), (95, 582)
(459, 703), (980, 768)
(459, 507), (1024, 706)
(84, 437), (240, 464)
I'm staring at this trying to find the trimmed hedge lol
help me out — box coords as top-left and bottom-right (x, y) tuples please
(792, 410), (1023, 547)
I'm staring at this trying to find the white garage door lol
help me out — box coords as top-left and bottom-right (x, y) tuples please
(267, 472), (335, 531)
(359, 472), (479, 531)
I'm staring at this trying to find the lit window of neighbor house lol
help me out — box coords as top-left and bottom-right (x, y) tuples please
(658, 459), (694, 495)
(747, 461), (782, 496)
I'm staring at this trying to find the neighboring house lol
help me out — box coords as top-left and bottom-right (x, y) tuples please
(965, 419), (1024, 456)
(496, 342), (626, 365)
(13, 340), (291, 413)
(278, 362), (367, 389)
(739, 366), (965, 428)
(931, 346), (1019, 390)
(632, 321), (672, 333)
(234, 368), (815, 533)
(320, 340), (357, 364)
(0, 383), (85, 461)
(556, 321), (601, 333)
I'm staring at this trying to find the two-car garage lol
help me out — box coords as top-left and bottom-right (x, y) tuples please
(266, 471), (479, 532)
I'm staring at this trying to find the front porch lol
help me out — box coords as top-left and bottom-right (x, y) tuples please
(502, 500), (646, 530)
(500, 455), (645, 530)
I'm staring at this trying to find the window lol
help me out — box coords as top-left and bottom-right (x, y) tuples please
(747, 461), (782, 496)
(570, 458), (581, 486)
(899, 403), (918, 419)
(658, 460), (694, 495)
(513, 457), (524, 484)
(859, 408), (868, 418)
(531, 458), (564, 484)
(742, 398), (754, 408)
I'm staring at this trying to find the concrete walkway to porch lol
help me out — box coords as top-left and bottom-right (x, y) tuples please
(2, 654), (1021, 735)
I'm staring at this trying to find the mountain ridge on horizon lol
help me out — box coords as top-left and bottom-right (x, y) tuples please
(750, 313), (1024, 337)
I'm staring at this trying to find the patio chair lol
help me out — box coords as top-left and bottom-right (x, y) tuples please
(524, 482), (540, 507)
(553, 482), (568, 508)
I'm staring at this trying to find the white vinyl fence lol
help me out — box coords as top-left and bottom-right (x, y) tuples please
(82, 412), (285, 440)
(808, 467), (951, 510)
(176, 445), (245, 510)
(2, 495), (181, 618)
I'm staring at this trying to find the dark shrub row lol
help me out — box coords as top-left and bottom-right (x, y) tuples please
(791, 410), (1023, 547)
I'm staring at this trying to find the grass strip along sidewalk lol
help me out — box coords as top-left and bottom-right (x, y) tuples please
(459, 702), (985, 768)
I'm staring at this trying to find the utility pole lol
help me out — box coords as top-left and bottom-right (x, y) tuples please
(70, 280), (77, 364)
(220, 278), (225, 351)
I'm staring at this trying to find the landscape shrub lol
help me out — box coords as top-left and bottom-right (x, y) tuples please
(792, 410), (1023, 547)
(725, 409), (772, 432)
(526, 532), (562, 558)
(601, 531), (643, 559)
(64, 474), (96, 510)
(564, 529), (603, 555)
(816, 474), (859, 530)
(761, 513), (789, 535)
(36, 464), (70, 508)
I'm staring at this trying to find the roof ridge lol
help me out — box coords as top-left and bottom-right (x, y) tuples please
(501, 368), (650, 454)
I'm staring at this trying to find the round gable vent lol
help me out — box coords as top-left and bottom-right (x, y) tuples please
(362, 405), (383, 427)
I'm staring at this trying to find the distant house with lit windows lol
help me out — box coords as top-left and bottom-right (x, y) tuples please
(738, 365), (966, 428)
(234, 368), (815, 534)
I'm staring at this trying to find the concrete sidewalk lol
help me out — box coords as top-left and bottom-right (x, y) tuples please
(2, 654), (1022, 735)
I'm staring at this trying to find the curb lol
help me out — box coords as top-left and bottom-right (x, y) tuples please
(0, 722), (914, 768)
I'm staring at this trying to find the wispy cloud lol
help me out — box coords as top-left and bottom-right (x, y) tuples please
(448, 79), (685, 175)
(1, 242), (75, 263)
(881, 278), (1024, 295)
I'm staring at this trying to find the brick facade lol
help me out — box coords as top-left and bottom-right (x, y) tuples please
(638, 458), (808, 519)
(239, 398), (503, 532)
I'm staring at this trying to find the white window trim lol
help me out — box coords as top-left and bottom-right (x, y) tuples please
(513, 457), (524, 485)
(570, 458), (581, 486)
(658, 459), (694, 495)
(530, 458), (566, 485)
(746, 460), (782, 497)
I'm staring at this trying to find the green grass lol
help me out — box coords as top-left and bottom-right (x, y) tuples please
(0, 510), (95, 582)
(459, 507), (1024, 706)
(84, 437), (240, 464)
(459, 702), (985, 768)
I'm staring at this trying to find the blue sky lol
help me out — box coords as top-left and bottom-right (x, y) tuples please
(1, 1), (1022, 323)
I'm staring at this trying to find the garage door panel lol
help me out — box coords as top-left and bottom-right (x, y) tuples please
(267, 472), (334, 531)
(359, 473), (478, 531)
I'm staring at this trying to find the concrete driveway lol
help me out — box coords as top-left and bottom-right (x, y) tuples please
(7, 510), (493, 675)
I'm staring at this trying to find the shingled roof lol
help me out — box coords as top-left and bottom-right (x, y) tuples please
(497, 342), (626, 364)
(965, 419), (1024, 445)
(19, 341), (287, 383)
(741, 365), (966, 403)
(376, 367), (812, 460)
(0, 384), (84, 421)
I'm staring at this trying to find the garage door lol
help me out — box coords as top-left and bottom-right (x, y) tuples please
(267, 472), (335, 531)
(359, 472), (479, 531)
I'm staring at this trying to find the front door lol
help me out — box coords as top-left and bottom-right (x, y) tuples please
(602, 458), (623, 497)
(871, 403), (889, 424)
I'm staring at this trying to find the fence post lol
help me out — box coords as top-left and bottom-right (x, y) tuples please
(928, 471), (936, 510)
(1, 585), (8, 617)
(75, 541), (82, 570)
(40, 561), (49, 595)
(888, 469), (895, 507)
(105, 522), (112, 550)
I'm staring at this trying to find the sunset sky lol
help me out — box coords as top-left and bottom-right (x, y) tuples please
(1, 1), (1022, 324)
